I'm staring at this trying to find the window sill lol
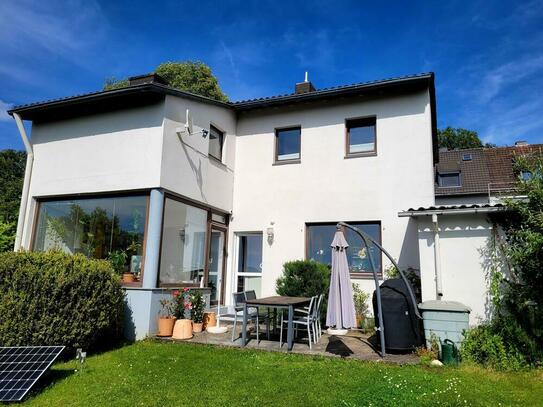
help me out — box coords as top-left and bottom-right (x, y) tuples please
(273, 159), (301, 166)
(350, 273), (383, 280)
(344, 151), (377, 159)
(121, 281), (143, 288)
(209, 154), (225, 167)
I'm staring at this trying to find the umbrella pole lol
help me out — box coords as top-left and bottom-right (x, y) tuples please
(338, 222), (386, 357)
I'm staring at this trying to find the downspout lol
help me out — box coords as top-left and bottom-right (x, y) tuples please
(431, 214), (443, 298)
(13, 113), (34, 251)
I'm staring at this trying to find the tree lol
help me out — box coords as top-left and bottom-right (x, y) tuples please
(437, 127), (484, 150)
(488, 155), (543, 365)
(103, 61), (228, 102)
(0, 149), (26, 253)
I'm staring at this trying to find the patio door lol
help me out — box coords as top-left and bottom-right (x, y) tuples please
(206, 224), (227, 306)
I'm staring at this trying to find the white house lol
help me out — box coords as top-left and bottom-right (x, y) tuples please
(9, 71), (511, 338)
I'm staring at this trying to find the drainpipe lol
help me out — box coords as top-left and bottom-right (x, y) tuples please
(431, 214), (443, 298)
(13, 113), (34, 251)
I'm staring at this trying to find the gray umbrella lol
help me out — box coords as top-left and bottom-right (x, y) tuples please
(326, 229), (357, 329)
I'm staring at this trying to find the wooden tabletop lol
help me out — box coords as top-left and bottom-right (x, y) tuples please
(245, 295), (311, 306)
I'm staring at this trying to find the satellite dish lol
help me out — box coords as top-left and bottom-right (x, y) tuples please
(185, 109), (193, 134)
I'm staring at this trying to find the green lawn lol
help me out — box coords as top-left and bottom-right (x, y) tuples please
(22, 341), (542, 406)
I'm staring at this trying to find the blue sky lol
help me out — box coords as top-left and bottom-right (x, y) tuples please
(1, 0), (542, 150)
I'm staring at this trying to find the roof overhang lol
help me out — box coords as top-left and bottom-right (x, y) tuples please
(398, 204), (506, 217)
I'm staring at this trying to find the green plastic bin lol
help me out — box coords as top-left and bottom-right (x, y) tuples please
(419, 300), (471, 350)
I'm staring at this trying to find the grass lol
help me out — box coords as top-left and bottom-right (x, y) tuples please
(22, 341), (542, 406)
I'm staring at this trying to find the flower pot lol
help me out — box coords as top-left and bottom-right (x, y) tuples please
(122, 273), (136, 283)
(157, 317), (176, 337)
(192, 321), (203, 333)
(172, 319), (193, 340)
(203, 312), (216, 330)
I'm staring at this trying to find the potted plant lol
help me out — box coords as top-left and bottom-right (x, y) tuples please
(108, 250), (133, 283)
(352, 283), (370, 329)
(157, 298), (176, 337)
(171, 288), (193, 339)
(190, 291), (205, 333)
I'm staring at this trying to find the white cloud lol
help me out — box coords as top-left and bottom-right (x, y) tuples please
(0, 100), (13, 122)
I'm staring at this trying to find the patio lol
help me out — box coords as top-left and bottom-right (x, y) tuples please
(157, 326), (419, 364)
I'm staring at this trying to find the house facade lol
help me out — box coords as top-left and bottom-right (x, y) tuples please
(9, 72), (440, 339)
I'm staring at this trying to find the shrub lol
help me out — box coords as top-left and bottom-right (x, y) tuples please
(276, 260), (330, 298)
(276, 260), (330, 323)
(0, 250), (125, 353)
(190, 291), (205, 323)
(460, 323), (526, 370)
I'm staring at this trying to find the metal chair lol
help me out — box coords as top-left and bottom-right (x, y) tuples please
(229, 292), (260, 342)
(244, 290), (271, 339)
(279, 296), (316, 349)
(314, 294), (324, 340)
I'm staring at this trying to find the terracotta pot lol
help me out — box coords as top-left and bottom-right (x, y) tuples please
(157, 317), (176, 337)
(203, 312), (216, 330)
(192, 321), (203, 333)
(172, 319), (193, 340)
(122, 273), (136, 283)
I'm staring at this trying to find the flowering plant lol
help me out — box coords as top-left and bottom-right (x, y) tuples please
(158, 298), (175, 318)
(173, 288), (192, 319)
(190, 291), (205, 323)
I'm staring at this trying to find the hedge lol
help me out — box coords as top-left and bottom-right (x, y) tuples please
(0, 250), (125, 352)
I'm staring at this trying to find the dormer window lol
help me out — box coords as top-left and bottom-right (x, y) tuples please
(462, 153), (472, 161)
(437, 171), (461, 187)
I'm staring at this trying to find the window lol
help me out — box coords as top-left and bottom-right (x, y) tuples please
(236, 233), (263, 296)
(275, 127), (301, 162)
(209, 124), (224, 161)
(346, 117), (376, 156)
(437, 171), (461, 187)
(306, 222), (381, 276)
(159, 198), (207, 286)
(34, 195), (148, 279)
(462, 153), (472, 161)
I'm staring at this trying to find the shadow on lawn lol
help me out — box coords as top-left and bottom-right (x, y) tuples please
(24, 367), (75, 401)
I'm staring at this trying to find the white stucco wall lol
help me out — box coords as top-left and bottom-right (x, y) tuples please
(417, 213), (494, 325)
(226, 91), (435, 303)
(161, 95), (236, 212)
(21, 103), (166, 248)
(435, 194), (490, 206)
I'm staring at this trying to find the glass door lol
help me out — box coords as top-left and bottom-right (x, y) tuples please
(206, 226), (226, 305)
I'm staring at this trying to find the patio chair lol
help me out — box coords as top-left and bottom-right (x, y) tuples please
(279, 296), (316, 350)
(244, 290), (271, 339)
(228, 292), (262, 343)
(294, 294), (324, 341)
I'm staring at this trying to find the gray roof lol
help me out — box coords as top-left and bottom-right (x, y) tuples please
(398, 203), (506, 217)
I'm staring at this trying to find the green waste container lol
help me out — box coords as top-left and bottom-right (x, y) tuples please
(419, 300), (471, 351)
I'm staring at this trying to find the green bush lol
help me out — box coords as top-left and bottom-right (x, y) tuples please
(460, 323), (526, 371)
(276, 260), (330, 321)
(0, 250), (125, 352)
(276, 260), (330, 298)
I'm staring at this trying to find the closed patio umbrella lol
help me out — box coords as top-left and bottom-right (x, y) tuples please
(326, 228), (357, 329)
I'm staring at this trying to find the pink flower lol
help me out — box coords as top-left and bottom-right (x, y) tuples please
(172, 290), (179, 297)
(183, 287), (189, 292)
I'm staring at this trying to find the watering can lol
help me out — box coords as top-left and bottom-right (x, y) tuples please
(439, 338), (459, 365)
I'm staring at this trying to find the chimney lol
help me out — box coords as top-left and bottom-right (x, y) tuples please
(128, 73), (169, 86)
(515, 140), (528, 147)
(294, 71), (316, 94)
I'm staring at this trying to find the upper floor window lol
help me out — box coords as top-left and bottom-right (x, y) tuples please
(275, 127), (301, 163)
(209, 125), (224, 161)
(346, 117), (376, 156)
(437, 171), (461, 187)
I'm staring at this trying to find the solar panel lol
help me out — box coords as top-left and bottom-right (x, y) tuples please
(0, 346), (64, 402)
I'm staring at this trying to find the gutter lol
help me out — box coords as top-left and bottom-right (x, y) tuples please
(398, 206), (505, 217)
(13, 113), (33, 251)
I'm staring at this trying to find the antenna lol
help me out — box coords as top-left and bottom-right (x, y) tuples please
(185, 109), (193, 134)
(304, 71), (308, 82)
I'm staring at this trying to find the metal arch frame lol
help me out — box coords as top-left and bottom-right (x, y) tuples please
(338, 222), (422, 357)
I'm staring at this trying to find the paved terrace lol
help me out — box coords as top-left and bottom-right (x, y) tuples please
(157, 325), (419, 365)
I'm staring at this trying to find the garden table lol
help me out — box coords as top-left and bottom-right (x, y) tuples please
(242, 295), (311, 351)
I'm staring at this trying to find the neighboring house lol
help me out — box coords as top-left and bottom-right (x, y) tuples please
(400, 143), (543, 324)
(9, 72), (440, 338)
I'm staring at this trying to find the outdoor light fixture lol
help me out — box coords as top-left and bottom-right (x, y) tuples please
(266, 223), (275, 245)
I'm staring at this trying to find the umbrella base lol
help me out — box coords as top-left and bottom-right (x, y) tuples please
(207, 326), (228, 334)
(327, 328), (349, 336)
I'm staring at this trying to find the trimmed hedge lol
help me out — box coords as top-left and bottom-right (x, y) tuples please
(0, 251), (125, 352)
